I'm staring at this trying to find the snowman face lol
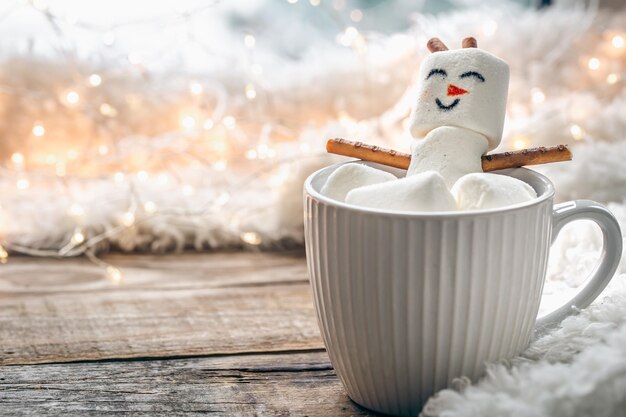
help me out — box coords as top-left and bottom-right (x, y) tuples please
(425, 67), (485, 111)
(409, 48), (509, 151)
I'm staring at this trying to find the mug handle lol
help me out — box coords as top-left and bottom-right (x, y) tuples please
(536, 200), (623, 332)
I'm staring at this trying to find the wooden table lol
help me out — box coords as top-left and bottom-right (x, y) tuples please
(0, 251), (376, 416)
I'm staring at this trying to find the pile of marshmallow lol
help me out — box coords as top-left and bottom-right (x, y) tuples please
(321, 40), (537, 212)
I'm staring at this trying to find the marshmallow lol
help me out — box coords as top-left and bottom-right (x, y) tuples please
(346, 171), (457, 212)
(321, 163), (397, 202)
(407, 126), (488, 188)
(409, 48), (509, 151)
(452, 173), (537, 210)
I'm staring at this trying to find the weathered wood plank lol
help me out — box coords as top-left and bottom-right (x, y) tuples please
(0, 252), (323, 365)
(0, 251), (307, 296)
(0, 351), (379, 416)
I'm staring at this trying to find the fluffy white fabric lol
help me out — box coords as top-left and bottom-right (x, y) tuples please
(320, 163), (397, 202)
(345, 171), (457, 212)
(409, 48), (509, 150)
(408, 126), (488, 187)
(3, 3), (624, 256)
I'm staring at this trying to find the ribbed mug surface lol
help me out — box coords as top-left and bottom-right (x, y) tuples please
(304, 163), (554, 416)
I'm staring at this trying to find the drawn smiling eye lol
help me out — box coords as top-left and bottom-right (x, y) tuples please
(459, 71), (485, 82)
(426, 68), (447, 80)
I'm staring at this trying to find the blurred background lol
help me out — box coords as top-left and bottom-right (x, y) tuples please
(0, 0), (624, 298)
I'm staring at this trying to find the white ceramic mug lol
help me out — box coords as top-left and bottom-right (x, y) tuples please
(303, 162), (622, 416)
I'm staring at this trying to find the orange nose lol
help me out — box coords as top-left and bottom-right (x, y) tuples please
(448, 84), (468, 96)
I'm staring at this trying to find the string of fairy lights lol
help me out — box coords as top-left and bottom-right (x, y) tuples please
(509, 27), (625, 149)
(0, 0), (376, 282)
(0, 0), (624, 284)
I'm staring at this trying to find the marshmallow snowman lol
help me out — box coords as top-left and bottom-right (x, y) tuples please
(405, 38), (536, 209)
(407, 38), (510, 187)
(321, 37), (536, 212)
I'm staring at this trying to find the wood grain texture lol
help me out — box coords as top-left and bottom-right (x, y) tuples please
(0, 351), (379, 416)
(0, 251), (307, 296)
(0, 251), (323, 365)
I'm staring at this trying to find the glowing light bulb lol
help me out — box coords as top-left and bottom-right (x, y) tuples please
(99, 103), (117, 117)
(587, 57), (600, 70)
(338, 111), (355, 126)
(0, 245), (7, 264)
(71, 228), (85, 245)
(612, 35), (624, 49)
(11, 152), (24, 166)
(338, 26), (359, 47)
(65, 90), (80, 105)
(241, 232), (262, 245)
(350, 9), (363, 22)
(570, 124), (584, 140)
(69, 203), (84, 217)
(512, 135), (528, 150)
(244, 34), (256, 49)
(223, 116), (236, 130)
(213, 160), (227, 171)
(482, 20), (498, 36)
(182, 185), (195, 196)
(203, 118), (214, 130)
(143, 201), (157, 214)
(189, 81), (203, 95)
(531, 87), (545, 104)
(88, 74), (102, 87)
(245, 84), (257, 100)
(257, 143), (269, 159)
(137, 170), (149, 181)
(114, 171), (124, 182)
(607, 73), (619, 84)
(32, 122), (45, 137)
(106, 265), (123, 284)
(180, 115), (196, 130)
(121, 211), (135, 226)
(98, 144), (109, 155)
(246, 149), (258, 159)
(16, 178), (29, 190)
(216, 192), (230, 206)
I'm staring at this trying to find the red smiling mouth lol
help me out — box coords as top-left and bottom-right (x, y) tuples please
(447, 84), (468, 96)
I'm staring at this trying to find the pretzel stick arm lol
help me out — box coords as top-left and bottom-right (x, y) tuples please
(481, 145), (572, 170)
(326, 138), (411, 169)
(326, 138), (572, 171)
